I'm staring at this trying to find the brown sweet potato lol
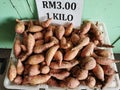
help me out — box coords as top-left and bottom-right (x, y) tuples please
(80, 57), (96, 70)
(8, 60), (17, 81)
(29, 64), (40, 76)
(95, 57), (120, 65)
(28, 75), (51, 85)
(15, 19), (25, 34)
(47, 78), (59, 87)
(28, 25), (43, 32)
(13, 75), (22, 85)
(102, 75), (114, 89)
(95, 49), (111, 57)
(50, 70), (70, 80)
(102, 65), (117, 75)
(65, 23), (73, 36)
(27, 54), (44, 65)
(33, 32), (43, 40)
(79, 21), (91, 35)
(65, 77), (80, 89)
(90, 23), (103, 44)
(55, 25), (65, 40)
(93, 64), (104, 81)
(72, 36), (90, 50)
(54, 50), (63, 66)
(45, 30), (53, 42)
(41, 65), (50, 74)
(71, 33), (80, 45)
(85, 76), (96, 88)
(45, 45), (59, 66)
(16, 59), (24, 75)
(72, 68), (88, 80)
(20, 44), (27, 52)
(50, 59), (79, 69)
(34, 37), (58, 53)
(64, 49), (80, 61)
(41, 18), (52, 28)
(27, 33), (35, 55)
(14, 36), (21, 58)
(81, 42), (95, 57)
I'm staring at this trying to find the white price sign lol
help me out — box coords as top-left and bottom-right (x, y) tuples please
(36, 0), (83, 28)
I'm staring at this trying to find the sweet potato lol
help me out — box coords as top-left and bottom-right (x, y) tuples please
(85, 76), (96, 88)
(47, 78), (59, 87)
(80, 57), (96, 70)
(47, 25), (56, 31)
(27, 54), (44, 65)
(65, 23), (73, 36)
(41, 65), (50, 74)
(34, 40), (44, 47)
(95, 57), (120, 65)
(92, 64), (104, 81)
(15, 20), (25, 34)
(22, 31), (28, 46)
(50, 59), (79, 69)
(13, 75), (22, 85)
(23, 64), (31, 75)
(29, 64), (40, 76)
(90, 23), (103, 44)
(59, 80), (67, 88)
(50, 70), (70, 80)
(27, 33), (35, 55)
(16, 59), (24, 75)
(18, 52), (28, 62)
(65, 77), (80, 89)
(33, 32), (43, 40)
(72, 68), (88, 80)
(81, 42), (95, 57)
(64, 49), (80, 61)
(55, 25), (65, 40)
(102, 65), (117, 75)
(20, 44), (27, 52)
(60, 37), (72, 49)
(22, 76), (29, 85)
(79, 21), (91, 35)
(71, 33), (80, 45)
(45, 30), (53, 42)
(14, 36), (21, 58)
(28, 75), (51, 85)
(102, 75), (114, 89)
(72, 36), (90, 50)
(95, 49), (111, 57)
(54, 50), (63, 66)
(8, 60), (17, 81)
(28, 25), (43, 32)
(34, 37), (58, 53)
(41, 18), (52, 28)
(45, 45), (59, 66)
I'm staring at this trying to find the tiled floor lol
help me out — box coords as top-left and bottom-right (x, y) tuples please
(0, 49), (120, 90)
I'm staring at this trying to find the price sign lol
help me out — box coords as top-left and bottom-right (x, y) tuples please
(36, 0), (83, 28)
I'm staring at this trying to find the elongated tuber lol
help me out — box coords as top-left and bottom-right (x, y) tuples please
(50, 59), (79, 69)
(93, 64), (104, 81)
(45, 45), (59, 66)
(27, 54), (44, 65)
(80, 57), (96, 70)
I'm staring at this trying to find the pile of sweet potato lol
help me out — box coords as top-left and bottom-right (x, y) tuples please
(8, 18), (119, 89)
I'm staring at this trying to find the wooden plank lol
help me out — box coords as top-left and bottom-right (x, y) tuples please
(26, 0), (38, 19)
(10, 0), (34, 19)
